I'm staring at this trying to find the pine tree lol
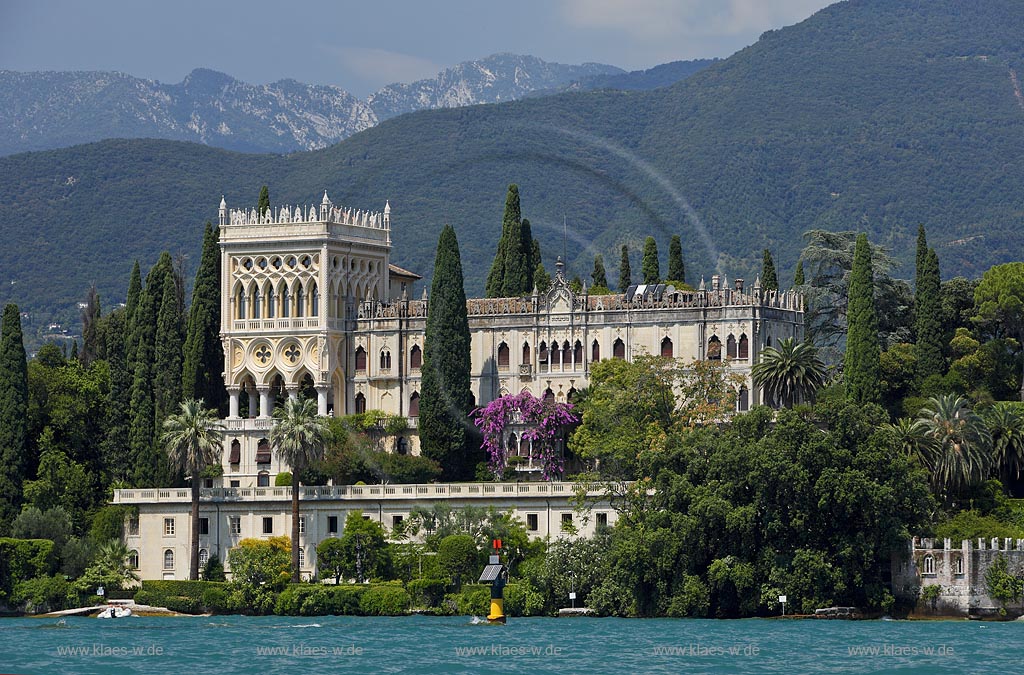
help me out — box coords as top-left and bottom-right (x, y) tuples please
(641, 236), (660, 285)
(183, 223), (225, 413)
(0, 304), (28, 532)
(619, 245), (632, 291)
(844, 233), (881, 404)
(591, 254), (608, 289)
(794, 260), (805, 286)
(257, 185), (270, 216)
(667, 235), (685, 284)
(419, 225), (476, 480)
(80, 284), (102, 366)
(762, 249), (779, 291)
(103, 310), (133, 481)
(154, 279), (184, 440)
(915, 248), (944, 383)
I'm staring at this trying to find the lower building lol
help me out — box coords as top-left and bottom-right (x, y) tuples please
(891, 536), (1024, 617)
(115, 481), (618, 581)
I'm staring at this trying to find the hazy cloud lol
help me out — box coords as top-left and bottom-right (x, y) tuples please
(321, 46), (442, 90)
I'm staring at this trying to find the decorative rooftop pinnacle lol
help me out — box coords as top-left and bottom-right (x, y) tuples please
(322, 190), (331, 205)
(220, 195), (227, 209)
(384, 200), (391, 214)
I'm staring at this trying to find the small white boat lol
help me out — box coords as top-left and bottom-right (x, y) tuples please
(97, 606), (132, 619)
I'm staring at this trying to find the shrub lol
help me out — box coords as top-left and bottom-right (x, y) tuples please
(437, 535), (480, 588)
(359, 586), (410, 615)
(12, 575), (75, 614)
(447, 585), (489, 616)
(326, 585), (366, 614)
(0, 538), (58, 602)
(135, 580), (227, 614)
(407, 578), (447, 608)
(201, 587), (229, 614)
(504, 581), (544, 616)
(275, 472), (292, 486)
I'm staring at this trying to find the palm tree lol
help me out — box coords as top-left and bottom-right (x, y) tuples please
(96, 539), (141, 588)
(984, 402), (1024, 482)
(882, 418), (936, 470)
(751, 337), (827, 408)
(161, 399), (225, 580)
(917, 395), (993, 501)
(270, 397), (330, 583)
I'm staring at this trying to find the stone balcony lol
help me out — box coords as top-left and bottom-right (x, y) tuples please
(112, 480), (621, 504)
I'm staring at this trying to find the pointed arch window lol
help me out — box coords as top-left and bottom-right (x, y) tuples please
(727, 334), (737, 359)
(737, 387), (749, 412)
(561, 341), (571, 369)
(592, 340), (600, 363)
(613, 338), (625, 359)
(410, 345), (422, 370)
(574, 340), (583, 367)
(497, 342), (510, 370)
(281, 285), (291, 317)
(380, 350), (392, 371)
(923, 554), (935, 575)
(265, 284), (276, 318)
(252, 287), (262, 319)
(311, 281), (319, 316)
(707, 336), (722, 360)
(295, 285), (306, 318)
(661, 337), (674, 358)
(409, 392), (420, 417)
(543, 388), (555, 403)
(355, 392), (366, 414)
(738, 334), (749, 360)
(539, 342), (549, 372)
(236, 285), (247, 320)
(355, 347), (367, 373)
(522, 342), (531, 365)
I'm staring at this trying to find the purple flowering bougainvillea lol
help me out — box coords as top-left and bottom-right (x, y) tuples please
(472, 391), (579, 480)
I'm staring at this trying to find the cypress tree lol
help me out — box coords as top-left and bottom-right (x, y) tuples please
(502, 203), (528, 297)
(915, 224), (928, 292)
(591, 254), (608, 289)
(619, 245), (632, 291)
(154, 279), (184, 437)
(0, 304), (28, 532)
(419, 225), (476, 480)
(794, 260), (805, 286)
(641, 236), (660, 284)
(486, 184), (522, 297)
(103, 310), (133, 481)
(520, 218), (534, 293)
(69, 340), (79, 361)
(915, 248), (944, 383)
(80, 284), (102, 366)
(124, 261), (142, 368)
(129, 286), (158, 487)
(667, 235), (685, 284)
(844, 233), (880, 405)
(257, 185), (270, 216)
(183, 223), (226, 413)
(762, 249), (779, 291)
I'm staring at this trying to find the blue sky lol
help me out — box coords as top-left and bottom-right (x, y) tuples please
(1, 0), (832, 96)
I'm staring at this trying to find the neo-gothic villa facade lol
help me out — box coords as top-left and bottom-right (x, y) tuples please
(117, 193), (805, 580)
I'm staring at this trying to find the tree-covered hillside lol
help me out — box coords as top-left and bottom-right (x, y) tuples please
(2, 0), (1024, 332)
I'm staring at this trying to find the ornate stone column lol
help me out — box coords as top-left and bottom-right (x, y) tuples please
(316, 387), (330, 416)
(228, 388), (240, 419)
(258, 387), (272, 418)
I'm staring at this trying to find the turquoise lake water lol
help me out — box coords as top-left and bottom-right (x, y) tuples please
(1, 614), (1019, 675)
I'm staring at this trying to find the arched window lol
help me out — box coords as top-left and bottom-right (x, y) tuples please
(738, 334), (749, 360)
(497, 342), (510, 370)
(522, 342), (531, 365)
(298, 547), (305, 568)
(707, 336), (722, 360)
(592, 340), (600, 363)
(281, 285), (291, 317)
(355, 347), (367, 373)
(539, 342), (549, 372)
(409, 392), (420, 417)
(727, 334), (737, 359)
(923, 554), (935, 575)
(256, 438), (271, 463)
(410, 345), (422, 370)
(561, 341), (571, 369)
(229, 439), (241, 464)
(954, 556), (964, 575)
(613, 338), (625, 359)
(519, 435), (530, 456)
(543, 388), (555, 403)
(265, 283), (276, 318)
(252, 287), (261, 319)
(574, 341), (583, 366)
(568, 387), (578, 403)
(128, 550), (139, 570)
(295, 285), (305, 317)
(310, 281), (319, 316)
(507, 432), (518, 455)
(737, 387), (749, 412)
(257, 471), (270, 487)
(661, 337), (674, 358)
(199, 548), (209, 568)
(236, 285), (247, 320)
(355, 392), (366, 414)
(163, 549), (174, 569)
(380, 350), (392, 370)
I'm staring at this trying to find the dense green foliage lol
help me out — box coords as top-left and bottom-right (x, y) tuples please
(590, 254), (608, 289)
(182, 223), (225, 413)
(420, 225), (477, 479)
(0, 305), (29, 532)
(915, 248), (945, 382)
(667, 235), (685, 284)
(794, 260), (805, 286)
(845, 234), (881, 404)
(641, 236), (660, 285)
(485, 184), (533, 297)
(761, 250), (779, 291)
(618, 245), (631, 291)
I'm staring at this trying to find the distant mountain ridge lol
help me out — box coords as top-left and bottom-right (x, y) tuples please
(0, 55), (625, 155)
